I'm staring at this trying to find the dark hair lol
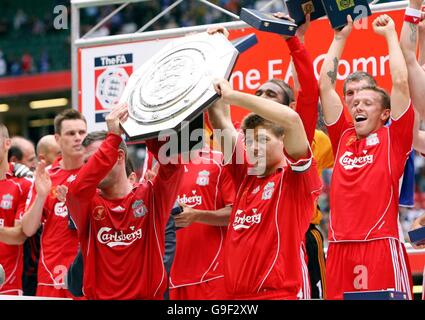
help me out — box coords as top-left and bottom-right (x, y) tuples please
(241, 113), (284, 138)
(267, 78), (295, 106)
(357, 86), (391, 110)
(125, 156), (135, 177)
(54, 109), (87, 134)
(343, 71), (377, 96)
(8, 146), (23, 162)
(82, 130), (128, 163)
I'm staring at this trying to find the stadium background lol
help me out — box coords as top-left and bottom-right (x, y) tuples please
(0, 0), (424, 298)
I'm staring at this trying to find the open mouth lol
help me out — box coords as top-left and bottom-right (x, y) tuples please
(355, 115), (367, 123)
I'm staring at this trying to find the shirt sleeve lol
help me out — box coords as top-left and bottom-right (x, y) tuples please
(284, 149), (323, 236)
(67, 133), (122, 236)
(326, 110), (351, 157)
(389, 102), (414, 176)
(287, 36), (319, 145)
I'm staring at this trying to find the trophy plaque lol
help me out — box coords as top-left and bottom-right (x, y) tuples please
(119, 32), (239, 141)
(408, 226), (425, 246)
(285, 0), (327, 25)
(322, 0), (371, 30)
(239, 8), (298, 36)
(344, 290), (408, 300)
(231, 33), (258, 54)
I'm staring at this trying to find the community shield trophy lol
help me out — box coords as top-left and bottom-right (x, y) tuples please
(119, 32), (239, 141)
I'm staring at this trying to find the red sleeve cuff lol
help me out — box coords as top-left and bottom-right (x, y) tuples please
(106, 132), (123, 147)
(286, 36), (302, 52)
(284, 146), (313, 173)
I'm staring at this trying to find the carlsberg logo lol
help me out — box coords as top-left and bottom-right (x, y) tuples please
(232, 209), (262, 231)
(97, 227), (142, 248)
(339, 151), (373, 170)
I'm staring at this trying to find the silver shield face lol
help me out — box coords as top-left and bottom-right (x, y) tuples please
(120, 32), (238, 141)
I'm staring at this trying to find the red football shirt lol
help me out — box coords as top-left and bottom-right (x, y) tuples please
(0, 170), (32, 294)
(26, 159), (80, 290)
(66, 133), (184, 300)
(169, 148), (235, 288)
(327, 104), (414, 241)
(223, 134), (322, 299)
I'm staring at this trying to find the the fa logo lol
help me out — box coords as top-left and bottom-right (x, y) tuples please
(366, 133), (379, 147)
(196, 170), (210, 186)
(0, 194), (13, 210)
(132, 199), (147, 218)
(262, 182), (275, 200)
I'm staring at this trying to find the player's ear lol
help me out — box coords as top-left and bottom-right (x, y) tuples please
(117, 149), (125, 162)
(3, 138), (11, 150)
(381, 108), (390, 122)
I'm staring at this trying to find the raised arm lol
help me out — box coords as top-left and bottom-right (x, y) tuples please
(287, 19), (318, 145)
(319, 16), (353, 124)
(206, 25), (239, 161)
(206, 99), (238, 163)
(67, 104), (127, 233)
(413, 109), (425, 153)
(214, 79), (309, 160)
(375, 14), (409, 119)
(401, 1), (425, 119)
(419, 10), (425, 65)
(21, 161), (50, 237)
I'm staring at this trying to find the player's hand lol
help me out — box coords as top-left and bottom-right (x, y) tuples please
(106, 103), (128, 135)
(12, 162), (33, 178)
(213, 78), (235, 105)
(35, 160), (52, 198)
(409, 0), (424, 10)
(273, 12), (296, 40)
(410, 214), (425, 249)
(207, 25), (229, 38)
(372, 14), (396, 38)
(335, 15), (353, 40)
(143, 169), (157, 181)
(56, 185), (68, 203)
(173, 202), (197, 228)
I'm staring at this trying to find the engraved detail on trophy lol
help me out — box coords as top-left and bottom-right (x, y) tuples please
(336, 0), (355, 11)
(127, 48), (208, 124)
(119, 32), (239, 141)
(302, 2), (315, 15)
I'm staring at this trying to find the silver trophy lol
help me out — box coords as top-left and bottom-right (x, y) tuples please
(119, 32), (239, 141)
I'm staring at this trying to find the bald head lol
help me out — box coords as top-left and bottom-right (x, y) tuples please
(37, 135), (61, 166)
(9, 136), (37, 171)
